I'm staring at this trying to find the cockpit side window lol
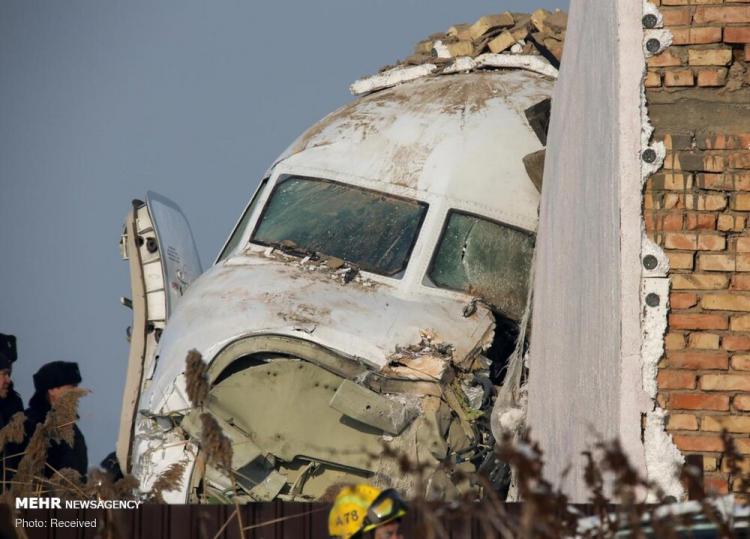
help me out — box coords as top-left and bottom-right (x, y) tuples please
(216, 178), (269, 263)
(251, 175), (427, 277)
(426, 210), (535, 321)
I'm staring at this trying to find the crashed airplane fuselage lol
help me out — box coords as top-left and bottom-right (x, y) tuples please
(117, 68), (554, 502)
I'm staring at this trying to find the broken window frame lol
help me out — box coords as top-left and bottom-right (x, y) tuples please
(249, 174), (429, 278)
(215, 177), (269, 263)
(424, 209), (535, 320)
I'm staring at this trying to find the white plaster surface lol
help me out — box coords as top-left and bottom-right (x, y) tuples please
(527, 0), (648, 501)
(645, 408), (686, 499)
(641, 277), (670, 399)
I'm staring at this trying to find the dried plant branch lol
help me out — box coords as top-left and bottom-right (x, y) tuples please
(149, 460), (187, 503)
(185, 349), (210, 409)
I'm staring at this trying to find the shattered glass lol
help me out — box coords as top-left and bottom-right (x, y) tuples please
(429, 211), (535, 320)
(252, 176), (427, 276)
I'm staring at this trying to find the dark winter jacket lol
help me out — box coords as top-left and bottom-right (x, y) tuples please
(0, 385), (23, 428)
(0, 385), (24, 488)
(21, 394), (88, 479)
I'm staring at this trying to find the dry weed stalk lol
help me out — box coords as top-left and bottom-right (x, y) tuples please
(200, 413), (232, 472)
(0, 412), (25, 451)
(13, 423), (48, 497)
(185, 349), (209, 408)
(149, 460), (187, 503)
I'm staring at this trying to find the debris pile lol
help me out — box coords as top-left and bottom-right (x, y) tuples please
(384, 330), (455, 381)
(351, 8), (567, 95)
(260, 243), (376, 288)
(405, 9), (567, 68)
(389, 329), (454, 362)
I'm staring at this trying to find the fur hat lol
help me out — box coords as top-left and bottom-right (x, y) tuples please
(33, 361), (82, 393)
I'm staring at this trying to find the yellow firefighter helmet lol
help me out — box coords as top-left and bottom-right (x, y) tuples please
(328, 484), (381, 538)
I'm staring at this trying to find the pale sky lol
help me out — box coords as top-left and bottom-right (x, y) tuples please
(0, 0), (568, 466)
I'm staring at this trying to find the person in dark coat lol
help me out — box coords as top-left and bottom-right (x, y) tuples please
(23, 361), (88, 479)
(0, 334), (24, 490)
(0, 336), (23, 429)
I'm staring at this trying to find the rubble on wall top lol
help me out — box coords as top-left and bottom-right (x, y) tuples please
(351, 8), (568, 95)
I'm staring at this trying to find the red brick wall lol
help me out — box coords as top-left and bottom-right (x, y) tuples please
(646, 0), (750, 496)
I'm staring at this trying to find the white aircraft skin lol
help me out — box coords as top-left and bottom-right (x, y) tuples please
(118, 68), (554, 502)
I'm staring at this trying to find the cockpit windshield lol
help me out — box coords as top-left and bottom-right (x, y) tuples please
(252, 175), (427, 276)
(428, 210), (535, 320)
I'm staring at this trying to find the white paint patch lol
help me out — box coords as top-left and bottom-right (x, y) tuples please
(644, 408), (686, 499)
